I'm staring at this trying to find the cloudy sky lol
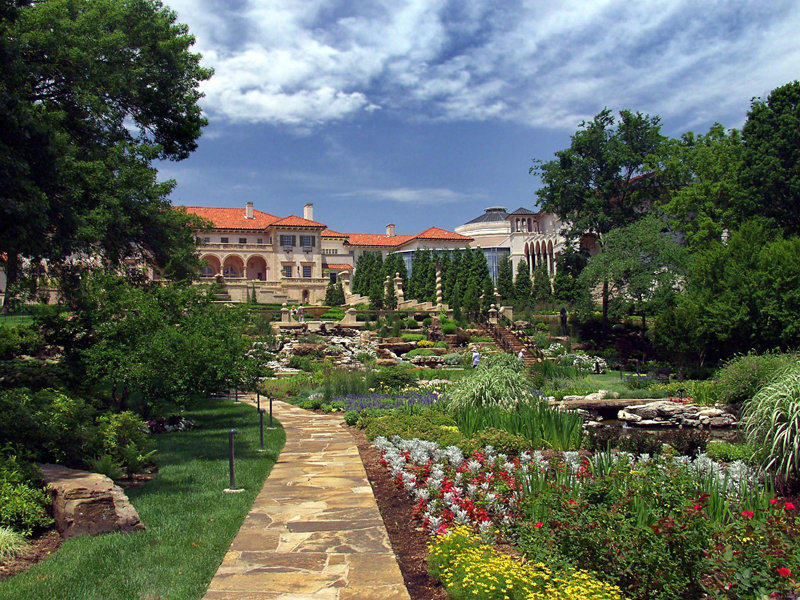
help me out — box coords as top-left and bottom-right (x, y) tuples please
(158, 0), (800, 235)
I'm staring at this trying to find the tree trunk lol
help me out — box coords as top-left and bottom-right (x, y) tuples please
(641, 311), (647, 336)
(1, 253), (19, 314)
(601, 279), (609, 325)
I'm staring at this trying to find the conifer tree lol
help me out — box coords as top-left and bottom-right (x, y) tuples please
(481, 276), (495, 313)
(369, 279), (384, 310)
(462, 276), (481, 318)
(533, 262), (554, 305)
(514, 260), (532, 307)
(384, 276), (397, 310)
(496, 256), (514, 302)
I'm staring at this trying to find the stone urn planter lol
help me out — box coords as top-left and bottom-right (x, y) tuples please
(304, 306), (330, 319)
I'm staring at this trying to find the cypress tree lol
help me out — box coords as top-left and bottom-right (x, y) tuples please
(481, 276), (495, 313)
(496, 256), (514, 302)
(533, 261), (554, 305)
(384, 276), (397, 309)
(462, 276), (480, 318)
(514, 260), (532, 307)
(369, 278), (384, 310)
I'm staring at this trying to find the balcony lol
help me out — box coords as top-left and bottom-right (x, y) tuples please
(198, 242), (272, 251)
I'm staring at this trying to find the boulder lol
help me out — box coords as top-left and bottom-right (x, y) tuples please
(375, 358), (399, 367)
(618, 409), (643, 423)
(292, 343), (326, 356)
(378, 342), (417, 355)
(39, 463), (145, 539)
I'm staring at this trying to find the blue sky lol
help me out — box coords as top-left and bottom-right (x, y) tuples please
(158, 0), (800, 235)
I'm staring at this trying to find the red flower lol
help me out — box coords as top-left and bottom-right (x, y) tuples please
(692, 504), (702, 510)
(568, 499), (577, 505)
(770, 498), (780, 505)
(534, 522), (543, 528)
(741, 510), (755, 519)
(778, 567), (792, 577)
(786, 502), (796, 511)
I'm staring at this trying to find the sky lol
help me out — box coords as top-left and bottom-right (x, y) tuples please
(157, 0), (800, 236)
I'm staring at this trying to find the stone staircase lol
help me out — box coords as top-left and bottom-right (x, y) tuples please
(478, 322), (539, 367)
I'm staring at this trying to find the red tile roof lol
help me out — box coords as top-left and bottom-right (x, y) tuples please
(321, 228), (348, 238)
(345, 233), (415, 247)
(411, 226), (473, 241)
(270, 215), (327, 229)
(179, 206), (279, 230)
(324, 263), (354, 270)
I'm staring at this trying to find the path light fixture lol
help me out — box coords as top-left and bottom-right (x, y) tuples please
(259, 409), (265, 452)
(224, 428), (244, 493)
(268, 395), (275, 429)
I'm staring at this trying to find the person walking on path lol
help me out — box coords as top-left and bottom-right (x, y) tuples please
(560, 307), (569, 337)
(297, 305), (305, 323)
(471, 348), (481, 368)
(518, 349), (525, 362)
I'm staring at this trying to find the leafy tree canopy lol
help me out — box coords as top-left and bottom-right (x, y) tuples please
(0, 0), (212, 308)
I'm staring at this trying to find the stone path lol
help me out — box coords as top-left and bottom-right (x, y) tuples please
(203, 396), (410, 600)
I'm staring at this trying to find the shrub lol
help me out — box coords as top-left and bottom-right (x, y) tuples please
(417, 340), (435, 348)
(433, 341), (449, 349)
(91, 411), (154, 475)
(0, 323), (45, 360)
(443, 352), (464, 366)
(704, 441), (755, 464)
(468, 336), (493, 343)
(355, 351), (376, 366)
(422, 317), (432, 327)
(462, 428), (531, 456)
(288, 355), (313, 372)
(363, 410), (464, 447)
(0, 476), (53, 536)
(441, 323), (457, 335)
(87, 454), (125, 480)
(481, 352), (525, 373)
(366, 365), (417, 391)
(743, 364), (800, 482)
(715, 351), (797, 405)
(344, 410), (359, 426)
(402, 333), (426, 342)
(405, 349), (436, 358)
(0, 525), (28, 561)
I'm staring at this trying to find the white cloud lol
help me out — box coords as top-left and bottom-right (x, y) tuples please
(337, 187), (470, 204)
(168, 0), (800, 131)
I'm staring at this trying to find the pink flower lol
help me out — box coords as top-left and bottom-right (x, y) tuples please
(567, 499), (577, 505)
(785, 502), (796, 511)
(741, 510), (755, 519)
(778, 567), (792, 577)
(770, 498), (780, 505)
(534, 522), (543, 528)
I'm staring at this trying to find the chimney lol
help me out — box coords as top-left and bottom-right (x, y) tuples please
(386, 223), (395, 237)
(303, 203), (314, 221)
(245, 201), (254, 219)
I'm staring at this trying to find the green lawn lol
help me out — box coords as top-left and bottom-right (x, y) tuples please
(0, 315), (33, 328)
(0, 398), (285, 600)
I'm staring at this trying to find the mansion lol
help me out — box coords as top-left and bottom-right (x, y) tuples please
(182, 203), (473, 304)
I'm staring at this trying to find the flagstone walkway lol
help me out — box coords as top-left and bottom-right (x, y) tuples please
(203, 396), (411, 600)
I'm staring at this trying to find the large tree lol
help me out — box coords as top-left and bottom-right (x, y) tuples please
(0, 0), (212, 310)
(739, 80), (800, 236)
(652, 123), (745, 248)
(532, 108), (665, 322)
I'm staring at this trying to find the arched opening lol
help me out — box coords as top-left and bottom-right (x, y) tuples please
(527, 218), (532, 232)
(302, 289), (310, 303)
(222, 255), (244, 278)
(201, 255), (221, 278)
(246, 255), (268, 280)
(547, 241), (554, 275)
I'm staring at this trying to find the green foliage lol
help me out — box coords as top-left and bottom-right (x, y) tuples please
(324, 281), (345, 306)
(653, 123), (745, 247)
(532, 262), (553, 305)
(552, 246), (589, 305)
(496, 256), (515, 303)
(481, 351), (526, 372)
(0, 0), (212, 308)
(714, 351), (797, 405)
(343, 410), (360, 426)
(72, 274), (250, 415)
(0, 458), (53, 536)
(0, 323), (44, 359)
(363, 410), (465, 448)
(462, 428), (531, 456)
(743, 364), (800, 483)
(704, 442), (755, 464)
(288, 355), (313, 372)
(405, 348), (436, 358)
(739, 80), (800, 236)
(514, 260), (532, 306)
(401, 333), (426, 342)
(448, 364), (533, 410)
(87, 455), (125, 481)
(366, 366), (417, 391)
(443, 352), (465, 366)
(667, 223), (800, 362)
(90, 412), (154, 476)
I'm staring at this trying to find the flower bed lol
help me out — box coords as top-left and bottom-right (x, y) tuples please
(374, 435), (800, 600)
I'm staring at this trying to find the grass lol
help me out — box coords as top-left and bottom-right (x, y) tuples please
(0, 397), (285, 600)
(0, 315), (33, 328)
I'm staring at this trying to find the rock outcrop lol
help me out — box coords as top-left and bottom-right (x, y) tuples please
(617, 401), (737, 428)
(39, 463), (145, 539)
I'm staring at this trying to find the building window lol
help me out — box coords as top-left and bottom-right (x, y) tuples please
(203, 237), (210, 243)
(302, 265), (312, 278)
(283, 265), (292, 278)
(300, 235), (315, 247)
(202, 266), (214, 277)
(280, 234), (296, 247)
(257, 238), (263, 244)
(239, 237), (247, 244)
(220, 237), (229, 243)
